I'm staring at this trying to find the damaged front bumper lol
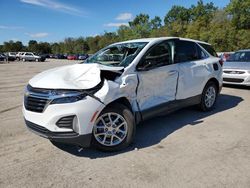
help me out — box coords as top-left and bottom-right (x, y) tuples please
(25, 119), (92, 147)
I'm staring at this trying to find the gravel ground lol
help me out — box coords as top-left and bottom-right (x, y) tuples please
(0, 60), (250, 188)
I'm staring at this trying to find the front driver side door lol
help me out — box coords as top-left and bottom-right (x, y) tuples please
(136, 40), (178, 113)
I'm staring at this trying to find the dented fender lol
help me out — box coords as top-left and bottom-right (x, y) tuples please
(94, 74), (139, 112)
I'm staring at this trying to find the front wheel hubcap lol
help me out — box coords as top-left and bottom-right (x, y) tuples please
(93, 112), (128, 146)
(205, 86), (216, 108)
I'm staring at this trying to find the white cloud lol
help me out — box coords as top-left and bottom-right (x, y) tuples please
(25, 32), (49, 38)
(104, 23), (129, 27)
(116, 13), (133, 21)
(20, 0), (85, 16)
(0, 25), (23, 30)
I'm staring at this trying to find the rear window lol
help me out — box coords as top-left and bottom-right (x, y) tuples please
(199, 43), (217, 57)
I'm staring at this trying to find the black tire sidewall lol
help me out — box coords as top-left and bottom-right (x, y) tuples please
(92, 103), (135, 151)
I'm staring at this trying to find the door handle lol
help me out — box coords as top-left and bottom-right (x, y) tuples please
(168, 70), (177, 75)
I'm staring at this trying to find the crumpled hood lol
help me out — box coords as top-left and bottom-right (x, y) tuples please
(224, 61), (250, 70)
(29, 63), (123, 89)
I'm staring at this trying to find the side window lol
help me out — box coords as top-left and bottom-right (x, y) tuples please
(198, 43), (218, 57)
(138, 41), (171, 70)
(174, 41), (204, 63)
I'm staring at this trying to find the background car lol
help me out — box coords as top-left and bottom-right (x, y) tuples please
(0, 53), (6, 61)
(223, 49), (250, 86)
(4, 52), (16, 61)
(16, 52), (25, 61)
(67, 54), (78, 60)
(219, 52), (234, 62)
(54, 54), (67, 59)
(78, 54), (89, 60)
(20, 52), (46, 62)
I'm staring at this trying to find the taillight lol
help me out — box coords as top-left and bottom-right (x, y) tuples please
(219, 59), (223, 66)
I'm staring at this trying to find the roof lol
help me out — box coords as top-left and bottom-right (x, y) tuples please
(114, 37), (211, 45)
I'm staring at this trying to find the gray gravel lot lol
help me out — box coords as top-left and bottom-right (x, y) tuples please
(0, 60), (250, 188)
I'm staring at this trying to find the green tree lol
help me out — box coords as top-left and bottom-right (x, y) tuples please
(164, 6), (190, 26)
(150, 16), (162, 29)
(226, 0), (250, 29)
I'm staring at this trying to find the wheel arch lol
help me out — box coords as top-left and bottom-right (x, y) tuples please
(206, 77), (219, 93)
(105, 97), (132, 112)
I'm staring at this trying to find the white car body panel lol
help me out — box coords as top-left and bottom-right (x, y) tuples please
(136, 64), (178, 110)
(29, 64), (124, 90)
(176, 57), (222, 99)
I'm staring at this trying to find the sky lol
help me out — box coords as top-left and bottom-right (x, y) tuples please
(0, 0), (230, 45)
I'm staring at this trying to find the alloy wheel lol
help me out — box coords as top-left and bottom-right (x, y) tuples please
(204, 86), (216, 108)
(93, 112), (128, 147)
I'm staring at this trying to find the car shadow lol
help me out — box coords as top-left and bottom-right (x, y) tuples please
(52, 94), (243, 159)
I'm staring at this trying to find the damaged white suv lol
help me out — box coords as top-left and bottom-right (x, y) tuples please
(23, 37), (222, 151)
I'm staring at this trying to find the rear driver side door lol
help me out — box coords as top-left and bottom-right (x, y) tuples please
(136, 41), (178, 112)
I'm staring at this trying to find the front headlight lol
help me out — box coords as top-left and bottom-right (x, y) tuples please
(50, 93), (87, 104)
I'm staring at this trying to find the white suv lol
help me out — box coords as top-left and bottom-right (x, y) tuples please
(23, 37), (222, 151)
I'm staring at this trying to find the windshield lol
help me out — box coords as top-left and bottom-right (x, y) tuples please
(227, 51), (250, 62)
(85, 42), (148, 67)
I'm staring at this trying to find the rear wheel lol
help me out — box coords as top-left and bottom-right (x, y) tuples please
(92, 103), (135, 151)
(22, 58), (25, 62)
(199, 81), (218, 111)
(35, 58), (39, 62)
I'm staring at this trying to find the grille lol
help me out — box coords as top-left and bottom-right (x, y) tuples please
(223, 78), (244, 83)
(56, 116), (75, 128)
(223, 70), (245, 74)
(24, 96), (49, 113)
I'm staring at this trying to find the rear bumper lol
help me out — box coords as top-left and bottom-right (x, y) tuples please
(25, 119), (92, 147)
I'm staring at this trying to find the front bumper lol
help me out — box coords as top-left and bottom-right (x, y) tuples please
(223, 69), (250, 86)
(25, 119), (92, 147)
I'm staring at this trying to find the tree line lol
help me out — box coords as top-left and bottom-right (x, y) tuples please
(0, 0), (249, 54)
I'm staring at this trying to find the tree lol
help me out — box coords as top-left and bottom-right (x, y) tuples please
(190, 0), (217, 23)
(151, 16), (162, 29)
(164, 6), (190, 26)
(2, 40), (24, 52)
(28, 40), (38, 52)
(226, 0), (250, 29)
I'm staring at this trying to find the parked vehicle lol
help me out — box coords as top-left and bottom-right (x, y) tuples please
(23, 37), (222, 151)
(5, 52), (16, 61)
(219, 52), (234, 62)
(67, 54), (78, 60)
(20, 52), (46, 62)
(16, 52), (25, 61)
(0, 53), (6, 61)
(78, 54), (89, 60)
(54, 54), (67, 59)
(223, 49), (250, 86)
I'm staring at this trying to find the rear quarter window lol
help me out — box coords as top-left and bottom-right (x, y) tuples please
(198, 43), (217, 57)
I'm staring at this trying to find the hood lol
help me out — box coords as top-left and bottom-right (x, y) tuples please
(29, 63), (124, 89)
(224, 61), (250, 70)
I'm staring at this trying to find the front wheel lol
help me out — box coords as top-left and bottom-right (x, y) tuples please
(92, 103), (135, 151)
(199, 81), (218, 111)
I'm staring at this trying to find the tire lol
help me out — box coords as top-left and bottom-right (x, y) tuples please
(22, 58), (25, 62)
(92, 103), (136, 151)
(199, 81), (218, 111)
(35, 58), (39, 62)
